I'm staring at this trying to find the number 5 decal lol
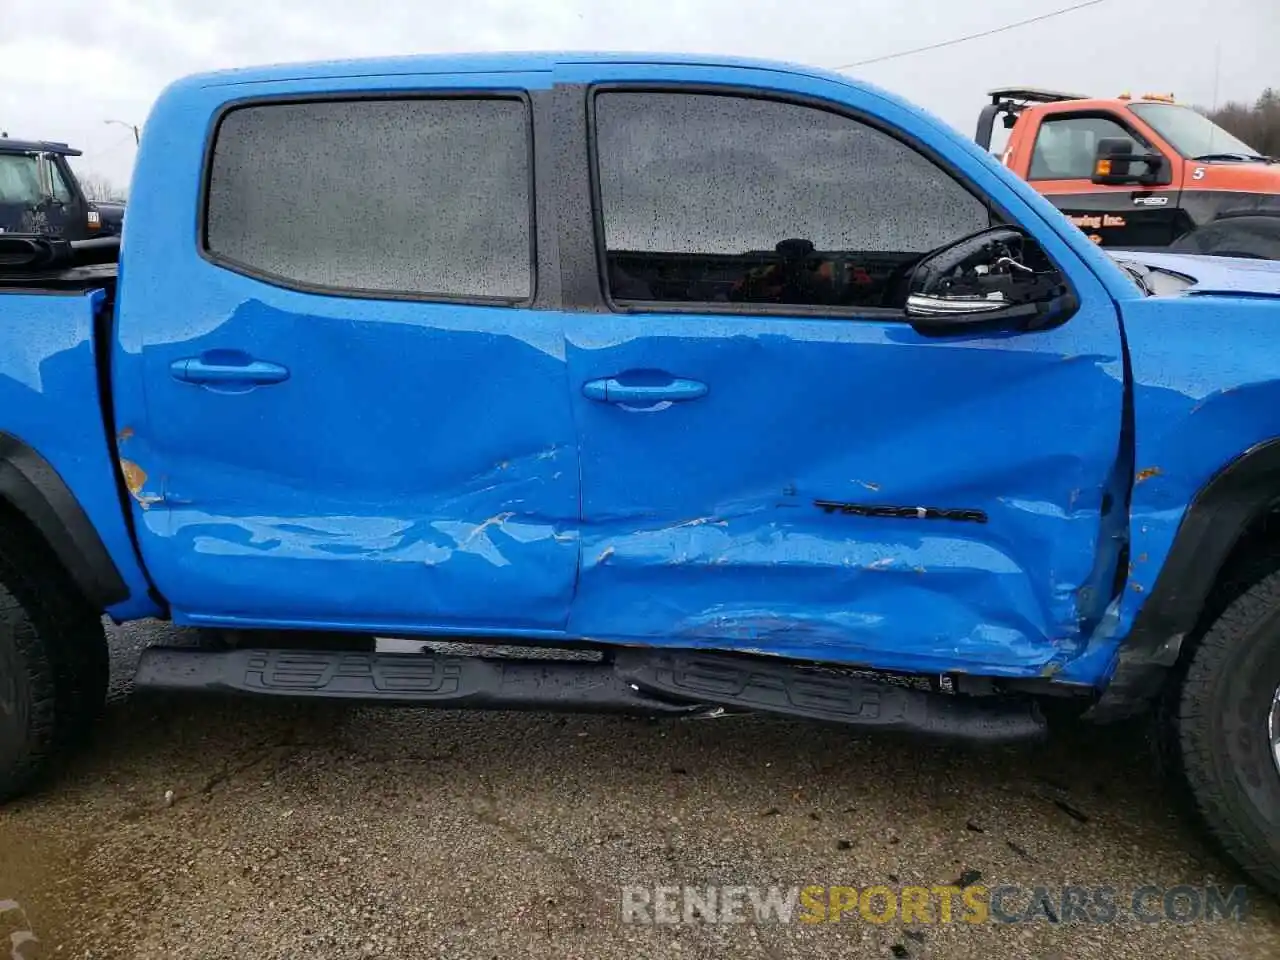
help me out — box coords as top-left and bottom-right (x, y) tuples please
(1193, 166), (1206, 180)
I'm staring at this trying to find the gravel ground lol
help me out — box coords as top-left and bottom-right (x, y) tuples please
(1, 620), (1279, 959)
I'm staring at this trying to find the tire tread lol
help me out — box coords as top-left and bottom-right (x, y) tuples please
(0, 517), (106, 801)
(1178, 570), (1280, 895)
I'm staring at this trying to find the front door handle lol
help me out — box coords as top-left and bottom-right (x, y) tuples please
(582, 377), (708, 405)
(171, 355), (290, 386)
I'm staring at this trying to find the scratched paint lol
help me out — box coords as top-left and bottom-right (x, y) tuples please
(118, 459), (162, 509)
(12, 51), (1276, 691)
(0, 289), (155, 618)
(1054, 281), (1280, 684)
(108, 59), (578, 627)
(110, 51), (1132, 680)
(137, 505), (576, 626)
(563, 287), (1126, 676)
(114, 274), (579, 627)
(1110, 292), (1280, 641)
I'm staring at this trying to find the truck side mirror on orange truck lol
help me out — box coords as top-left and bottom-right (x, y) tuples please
(1091, 137), (1171, 186)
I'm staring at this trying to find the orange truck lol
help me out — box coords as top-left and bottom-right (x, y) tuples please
(977, 88), (1280, 259)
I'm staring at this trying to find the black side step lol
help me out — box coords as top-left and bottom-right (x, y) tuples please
(135, 646), (1047, 741)
(614, 651), (1047, 742)
(134, 648), (699, 716)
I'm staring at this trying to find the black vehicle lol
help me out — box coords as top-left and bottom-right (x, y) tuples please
(0, 138), (95, 239)
(90, 198), (126, 237)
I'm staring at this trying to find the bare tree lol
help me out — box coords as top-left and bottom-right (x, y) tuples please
(77, 174), (127, 202)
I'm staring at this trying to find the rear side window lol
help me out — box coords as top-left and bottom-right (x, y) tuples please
(1029, 115), (1137, 180)
(592, 91), (990, 311)
(205, 97), (533, 301)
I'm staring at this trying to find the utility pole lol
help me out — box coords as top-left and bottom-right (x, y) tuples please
(104, 119), (140, 144)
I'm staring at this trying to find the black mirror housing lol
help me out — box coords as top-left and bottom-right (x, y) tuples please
(905, 227), (1076, 337)
(1090, 137), (1171, 186)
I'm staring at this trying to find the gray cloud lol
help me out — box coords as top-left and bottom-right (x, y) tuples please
(1, 0), (1274, 189)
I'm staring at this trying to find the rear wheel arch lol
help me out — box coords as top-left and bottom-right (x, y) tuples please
(0, 432), (127, 612)
(0, 461), (110, 802)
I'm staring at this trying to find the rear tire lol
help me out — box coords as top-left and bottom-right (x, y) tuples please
(1177, 569), (1280, 896)
(0, 584), (58, 801)
(0, 524), (107, 802)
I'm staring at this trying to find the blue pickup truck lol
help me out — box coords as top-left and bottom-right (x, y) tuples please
(2, 52), (1279, 892)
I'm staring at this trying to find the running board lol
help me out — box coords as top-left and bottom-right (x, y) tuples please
(134, 646), (1047, 741)
(615, 651), (1047, 742)
(134, 648), (699, 715)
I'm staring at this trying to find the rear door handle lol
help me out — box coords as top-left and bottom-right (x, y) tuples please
(171, 356), (290, 386)
(582, 377), (708, 405)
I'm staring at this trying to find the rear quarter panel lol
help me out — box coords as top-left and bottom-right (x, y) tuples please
(0, 288), (157, 618)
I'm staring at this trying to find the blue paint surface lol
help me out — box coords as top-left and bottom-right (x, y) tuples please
(0, 290), (156, 619)
(6, 51), (1280, 690)
(1119, 295), (1280, 619)
(563, 309), (1127, 675)
(558, 59), (1131, 676)
(115, 66), (577, 628)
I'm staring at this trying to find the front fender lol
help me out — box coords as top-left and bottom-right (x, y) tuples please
(1083, 294), (1280, 718)
(1122, 308), (1280, 626)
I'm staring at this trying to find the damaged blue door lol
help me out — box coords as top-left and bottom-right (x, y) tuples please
(115, 74), (580, 631)
(563, 72), (1127, 676)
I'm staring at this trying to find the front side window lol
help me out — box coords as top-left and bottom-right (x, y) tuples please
(593, 91), (990, 311)
(0, 154), (42, 205)
(205, 97), (533, 301)
(1029, 115), (1138, 180)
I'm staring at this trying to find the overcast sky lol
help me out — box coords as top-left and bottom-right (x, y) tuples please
(1, 0), (1274, 189)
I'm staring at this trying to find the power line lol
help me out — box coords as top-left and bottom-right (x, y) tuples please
(98, 132), (138, 157)
(831, 0), (1108, 70)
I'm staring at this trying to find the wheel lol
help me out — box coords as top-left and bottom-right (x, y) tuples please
(1177, 569), (1280, 896)
(0, 582), (57, 801)
(0, 524), (107, 802)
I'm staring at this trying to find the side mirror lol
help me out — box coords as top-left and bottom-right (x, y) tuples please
(905, 227), (1076, 336)
(1091, 137), (1170, 185)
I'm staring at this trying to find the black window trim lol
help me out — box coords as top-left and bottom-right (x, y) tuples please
(1026, 110), (1160, 183)
(198, 89), (539, 307)
(50, 155), (86, 208)
(585, 82), (1013, 321)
